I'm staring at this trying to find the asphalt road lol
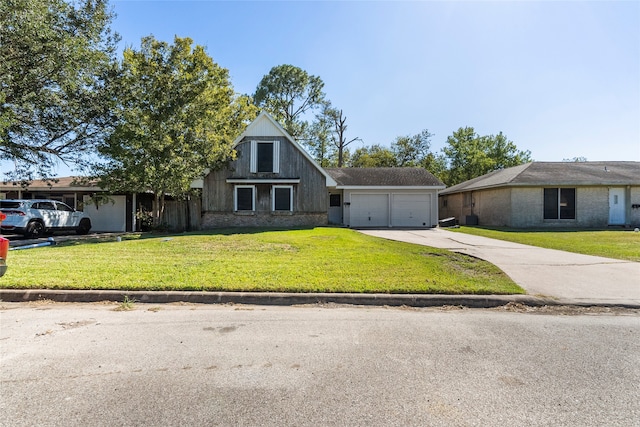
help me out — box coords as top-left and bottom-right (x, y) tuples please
(1, 302), (638, 427)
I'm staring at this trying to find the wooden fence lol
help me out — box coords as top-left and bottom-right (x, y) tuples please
(162, 198), (201, 231)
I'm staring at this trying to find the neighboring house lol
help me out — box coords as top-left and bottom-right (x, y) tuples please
(438, 161), (640, 228)
(201, 112), (445, 228)
(0, 178), (198, 232)
(0, 178), (136, 232)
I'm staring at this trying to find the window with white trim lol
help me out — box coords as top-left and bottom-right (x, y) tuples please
(235, 185), (255, 211)
(250, 140), (280, 173)
(273, 185), (293, 212)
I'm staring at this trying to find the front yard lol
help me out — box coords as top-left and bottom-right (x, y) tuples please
(2, 228), (522, 295)
(451, 227), (640, 262)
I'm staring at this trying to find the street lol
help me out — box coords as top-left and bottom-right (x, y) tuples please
(1, 302), (639, 427)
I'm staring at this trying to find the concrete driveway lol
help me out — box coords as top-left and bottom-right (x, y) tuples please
(359, 229), (640, 305)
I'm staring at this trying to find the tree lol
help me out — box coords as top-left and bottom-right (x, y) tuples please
(392, 129), (434, 167)
(253, 64), (326, 140)
(0, 0), (118, 180)
(306, 105), (335, 167)
(96, 36), (256, 227)
(563, 156), (588, 162)
(442, 127), (531, 186)
(349, 145), (397, 167)
(328, 107), (359, 167)
(305, 104), (359, 167)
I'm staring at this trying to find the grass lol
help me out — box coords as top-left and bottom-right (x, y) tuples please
(450, 227), (640, 262)
(2, 227), (523, 295)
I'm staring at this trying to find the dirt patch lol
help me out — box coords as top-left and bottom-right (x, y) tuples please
(493, 302), (640, 316)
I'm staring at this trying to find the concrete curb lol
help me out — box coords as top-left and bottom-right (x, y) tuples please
(1, 289), (638, 309)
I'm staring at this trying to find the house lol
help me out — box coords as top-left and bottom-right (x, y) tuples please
(0, 178), (198, 232)
(438, 161), (640, 228)
(0, 177), (135, 232)
(201, 112), (445, 228)
(201, 112), (337, 228)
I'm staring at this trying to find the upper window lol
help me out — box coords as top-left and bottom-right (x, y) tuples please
(235, 186), (255, 211)
(544, 188), (575, 219)
(329, 194), (341, 207)
(250, 140), (280, 173)
(257, 142), (273, 172)
(273, 186), (293, 211)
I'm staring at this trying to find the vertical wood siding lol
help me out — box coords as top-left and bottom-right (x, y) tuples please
(202, 136), (328, 224)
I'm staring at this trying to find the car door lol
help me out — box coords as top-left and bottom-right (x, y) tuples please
(54, 202), (78, 228)
(33, 201), (57, 227)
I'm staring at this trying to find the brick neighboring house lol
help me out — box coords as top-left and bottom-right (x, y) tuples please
(438, 161), (640, 228)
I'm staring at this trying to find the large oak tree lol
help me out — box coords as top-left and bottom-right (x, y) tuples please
(0, 0), (118, 180)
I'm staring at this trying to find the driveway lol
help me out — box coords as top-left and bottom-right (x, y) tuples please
(359, 229), (640, 305)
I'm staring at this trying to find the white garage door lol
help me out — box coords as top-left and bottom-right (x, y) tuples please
(391, 193), (431, 227)
(83, 195), (126, 232)
(350, 194), (389, 227)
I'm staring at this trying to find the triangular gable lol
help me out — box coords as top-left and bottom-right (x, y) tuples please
(233, 111), (336, 187)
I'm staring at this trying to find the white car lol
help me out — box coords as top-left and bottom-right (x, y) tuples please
(0, 199), (92, 238)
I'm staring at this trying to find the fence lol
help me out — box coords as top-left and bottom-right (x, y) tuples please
(162, 198), (201, 231)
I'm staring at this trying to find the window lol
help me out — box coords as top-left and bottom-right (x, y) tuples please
(257, 143), (273, 172)
(273, 186), (293, 211)
(235, 186), (255, 211)
(329, 194), (341, 207)
(55, 202), (74, 212)
(33, 201), (55, 210)
(544, 188), (575, 220)
(250, 140), (280, 173)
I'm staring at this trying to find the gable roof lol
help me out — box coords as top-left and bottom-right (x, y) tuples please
(233, 111), (336, 187)
(325, 167), (445, 188)
(440, 161), (640, 195)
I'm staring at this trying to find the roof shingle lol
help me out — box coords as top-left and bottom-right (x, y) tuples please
(325, 167), (444, 187)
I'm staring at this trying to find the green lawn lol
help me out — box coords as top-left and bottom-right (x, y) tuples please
(2, 228), (523, 295)
(451, 227), (640, 262)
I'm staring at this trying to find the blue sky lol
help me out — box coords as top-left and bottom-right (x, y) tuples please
(107, 0), (639, 163)
(26, 0), (639, 177)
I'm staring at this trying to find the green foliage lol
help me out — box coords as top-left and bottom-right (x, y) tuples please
(442, 127), (531, 186)
(96, 36), (256, 226)
(392, 130), (433, 167)
(0, 0), (118, 180)
(253, 64), (326, 139)
(348, 130), (443, 176)
(3, 228), (522, 294)
(350, 145), (397, 167)
(114, 295), (136, 311)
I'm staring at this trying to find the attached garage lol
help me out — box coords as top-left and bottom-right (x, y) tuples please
(325, 168), (445, 228)
(350, 194), (389, 227)
(391, 193), (431, 227)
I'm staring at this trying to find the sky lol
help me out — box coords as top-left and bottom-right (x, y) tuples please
(27, 0), (640, 177)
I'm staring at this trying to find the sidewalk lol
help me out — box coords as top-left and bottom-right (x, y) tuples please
(359, 228), (640, 307)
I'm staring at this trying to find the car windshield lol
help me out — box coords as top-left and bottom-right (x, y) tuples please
(0, 201), (22, 209)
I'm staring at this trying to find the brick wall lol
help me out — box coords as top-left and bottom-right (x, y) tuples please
(201, 211), (328, 228)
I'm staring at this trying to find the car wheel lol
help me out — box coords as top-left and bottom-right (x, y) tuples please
(25, 221), (45, 238)
(76, 218), (91, 235)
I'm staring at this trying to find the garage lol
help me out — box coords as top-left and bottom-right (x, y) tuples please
(325, 167), (446, 229)
(350, 194), (389, 227)
(391, 193), (431, 227)
(83, 195), (127, 232)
